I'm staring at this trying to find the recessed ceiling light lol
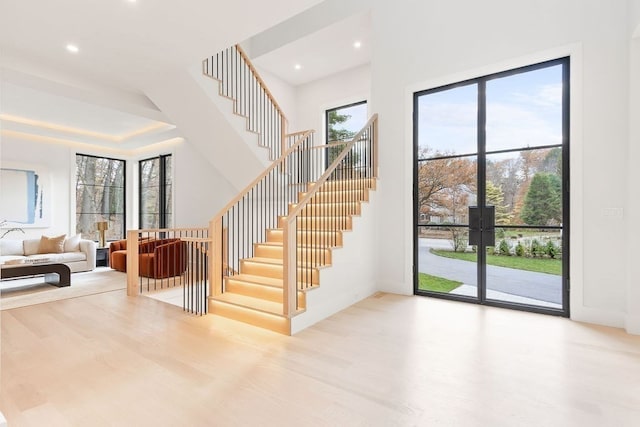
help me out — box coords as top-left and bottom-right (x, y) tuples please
(66, 44), (79, 54)
(353, 41), (362, 49)
(294, 64), (302, 70)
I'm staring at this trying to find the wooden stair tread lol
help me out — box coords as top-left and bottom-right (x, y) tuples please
(257, 242), (336, 250)
(212, 293), (284, 316)
(227, 274), (283, 288)
(225, 274), (320, 293)
(244, 257), (284, 265)
(243, 257), (329, 268)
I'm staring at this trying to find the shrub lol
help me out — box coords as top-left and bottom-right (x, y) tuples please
(498, 239), (511, 256)
(515, 242), (525, 257)
(546, 240), (558, 259)
(530, 239), (543, 258)
(448, 227), (468, 252)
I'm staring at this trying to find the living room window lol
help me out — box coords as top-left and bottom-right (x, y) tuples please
(139, 154), (172, 229)
(75, 154), (126, 241)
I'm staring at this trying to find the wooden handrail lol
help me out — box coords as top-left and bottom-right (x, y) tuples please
(286, 114), (378, 220)
(132, 227), (208, 233)
(234, 44), (288, 125)
(211, 130), (315, 220)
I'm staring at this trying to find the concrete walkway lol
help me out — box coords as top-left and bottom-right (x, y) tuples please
(418, 238), (562, 308)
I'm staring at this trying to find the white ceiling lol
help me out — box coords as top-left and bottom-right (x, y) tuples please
(252, 12), (372, 86)
(0, 0), (324, 91)
(0, 0), (369, 150)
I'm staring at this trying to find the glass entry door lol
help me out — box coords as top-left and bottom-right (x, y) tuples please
(414, 58), (569, 316)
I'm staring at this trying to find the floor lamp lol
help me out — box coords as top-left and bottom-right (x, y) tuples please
(97, 221), (108, 248)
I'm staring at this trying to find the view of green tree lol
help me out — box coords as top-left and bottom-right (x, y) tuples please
(327, 110), (356, 166)
(521, 172), (562, 225)
(327, 110), (355, 142)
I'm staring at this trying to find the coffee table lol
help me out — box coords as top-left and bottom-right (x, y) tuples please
(0, 263), (71, 287)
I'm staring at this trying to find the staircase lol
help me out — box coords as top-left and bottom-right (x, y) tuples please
(210, 177), (376, 334)
(198, 45), (379, 335)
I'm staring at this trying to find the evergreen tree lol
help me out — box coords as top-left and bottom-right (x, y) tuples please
(327, 110), (358, 167)
(521, 173), (562, 225)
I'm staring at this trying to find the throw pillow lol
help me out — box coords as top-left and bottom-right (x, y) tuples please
(23, 239), (40, 256)
(38, 234), (67, 254)
(64, 233), (82, 252)
(0, 239), (23, 256)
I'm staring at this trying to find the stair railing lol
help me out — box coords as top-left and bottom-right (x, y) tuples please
(282, 114), (379, 315)
(210, 130), (316, 297)
(203, 44), (288, 159)
(125, 227), (211, 315)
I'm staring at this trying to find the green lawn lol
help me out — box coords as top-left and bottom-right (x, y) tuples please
(431, 249), (561, 275)
(418, 273), (463, 293)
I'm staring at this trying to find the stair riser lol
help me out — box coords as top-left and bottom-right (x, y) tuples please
(222, 281), (308, 309)
(289, 204), (361, 216)
(226, 279), (283, 303)
(266, 230), (343, 247)
(279, 216), (353, 230)
(308, 179), (376, 192)
(241, 260), (283, 278)
(298, 190), (369, 203)
(254, 245), (282, 259)
(209, 300), (291, 335)
(254, 245), (332, 265)
(239, 261), (320, 284)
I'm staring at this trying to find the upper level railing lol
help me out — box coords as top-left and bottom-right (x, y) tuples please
(203, 44), (288, 160)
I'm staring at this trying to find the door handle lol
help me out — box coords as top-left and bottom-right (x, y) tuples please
(483, 206), (495, 247)
(468, 206), (495, 246)
(469, 206), (480, 245)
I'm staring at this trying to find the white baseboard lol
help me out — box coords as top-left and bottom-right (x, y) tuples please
(570, 305), (626, 330)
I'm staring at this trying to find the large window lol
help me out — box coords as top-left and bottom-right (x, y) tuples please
(413, 58), (569, 317)
(76, 154), (126, 242)
(139, 154), (172, 229)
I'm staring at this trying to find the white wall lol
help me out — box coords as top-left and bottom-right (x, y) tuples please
(292, 190), (378, 334)
(170, 142), (236, 227)
(626, 33), (640, 334)
(368, 0), (632, 329)
(296, 64), (371, 140)
(0, 135), (74, 240)
(256, 66), (298, 131)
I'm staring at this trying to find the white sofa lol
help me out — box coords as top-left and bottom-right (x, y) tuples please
(0, 237), (96, 273)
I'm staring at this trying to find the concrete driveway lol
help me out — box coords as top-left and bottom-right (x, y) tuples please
(418, 238), (562, 306)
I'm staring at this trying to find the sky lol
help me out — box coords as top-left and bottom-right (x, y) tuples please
(417, 64), (563, 157)
(332, 102), (368, 135)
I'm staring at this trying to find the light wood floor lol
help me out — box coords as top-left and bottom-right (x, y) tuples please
(1, 290), (639, 426)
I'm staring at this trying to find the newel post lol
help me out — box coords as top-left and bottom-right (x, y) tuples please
(211, 218), (223, 296)
(282, 218), (297, 317)
(126, 230), (139, 296)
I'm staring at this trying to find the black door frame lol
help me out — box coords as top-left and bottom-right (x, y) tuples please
(413, 57), (570, 317)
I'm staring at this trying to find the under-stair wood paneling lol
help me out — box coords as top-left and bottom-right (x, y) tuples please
(210, 177), (377, 335)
